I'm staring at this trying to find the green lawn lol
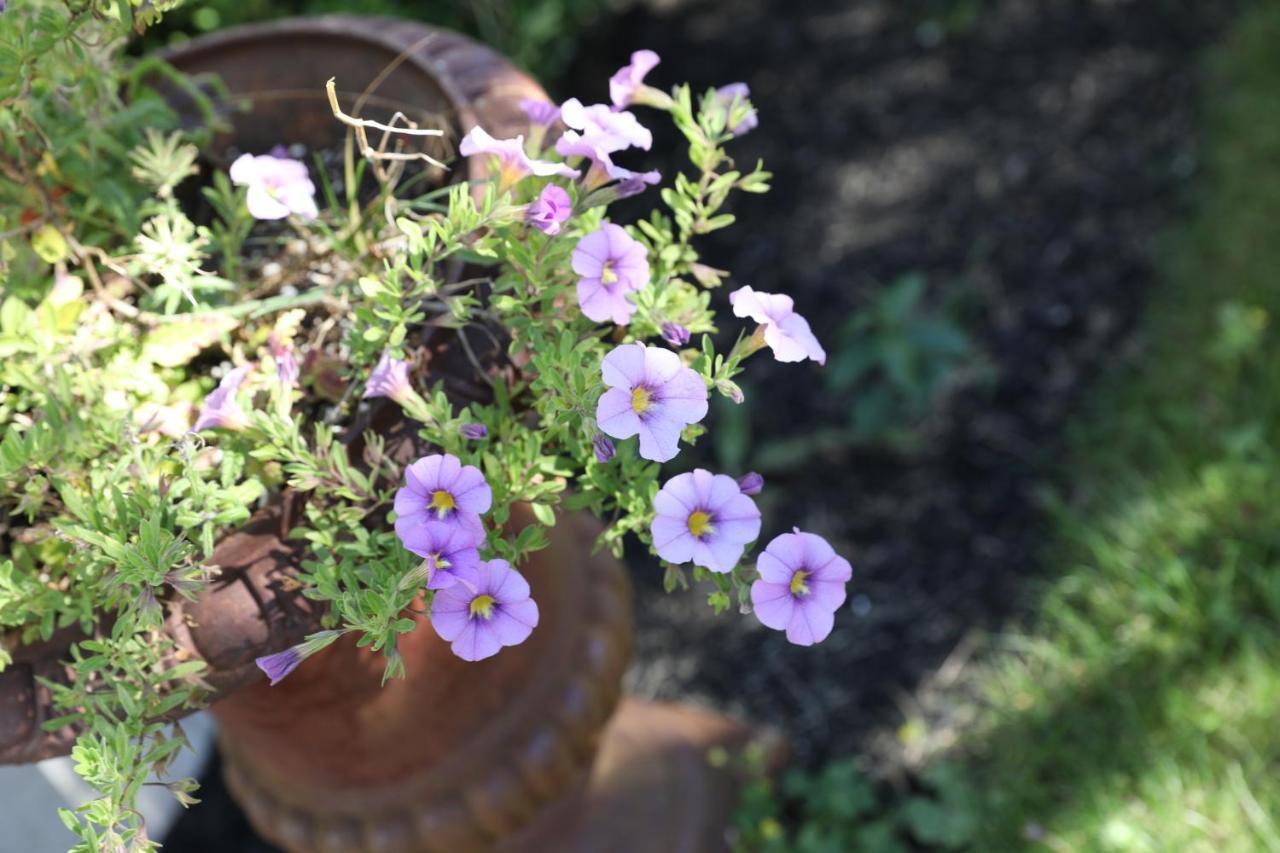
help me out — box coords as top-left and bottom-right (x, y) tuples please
(734, 2), (1280, 850)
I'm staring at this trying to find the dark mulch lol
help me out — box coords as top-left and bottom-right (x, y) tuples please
(168, 0), (1231, 847)
(563, 0), (1229, 765)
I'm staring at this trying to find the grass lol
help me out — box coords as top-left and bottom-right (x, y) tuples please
(953, 1), (1280, 848)
(733, 2), (1280, 850)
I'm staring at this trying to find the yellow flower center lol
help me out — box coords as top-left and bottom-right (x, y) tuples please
(601, 262), (619, 285)
(469, 594), (496, 620)
(631, 386), (652, 414)
(789, 570), (811, 597)
(429, 489), (456, 517)
(687, 510), (714, 538)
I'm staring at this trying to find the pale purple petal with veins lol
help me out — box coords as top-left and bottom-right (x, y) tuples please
(394, 453), (492, 547)
(526, 184), (572, 235)
(596, 344), (708, 462)
(194, 365), (251, 431)
(609, 49), (662, 109)
(730, 285), (827, 365)
(459, 126), (579, 189)
(573, 224), (649, 325)
(650, 469), (761, 573)
(560, 98), (652, 152)
(430, 559), (539, 661)
(519, 98), (561, 127)
(363, 352), (414, 401)
(750, 530), (851, 646)
(230, 152), (318, 220)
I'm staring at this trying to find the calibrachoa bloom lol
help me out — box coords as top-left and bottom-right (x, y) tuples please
(398, 521), (482, 590)
(661, 322), (691, 347)
(556, 130), (661, 196)
(430, 559), (539, 661)
(193, 365), (251, 432)
(560, 98), (652, 152)
(651, 469), (762, 573)
(518, 98), (561, 128)
(609, 49), (663, 109)
(573, 223), (650, 325)
(750, 530), (851, 646)
(394, 453), (492, 546)
(254, 630), (344, 686)
(363, 352), (413, 402)
(229, 151), (318, 221)
(526, 184), (572, 236)
(596, 343), (709, 463)
(268, 334), (298, 388)
(729, 285), (827, 365)
(715, 83), (759, 137)
(737, 471), (765, 495)
(458, 126), (579, 192)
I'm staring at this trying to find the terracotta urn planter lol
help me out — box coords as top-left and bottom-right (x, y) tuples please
(0, 17), (773, 852)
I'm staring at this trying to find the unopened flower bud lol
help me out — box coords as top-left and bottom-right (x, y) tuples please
(461, 423), (488, 440)
(593, 434), (616, 463)
(661, 322), (691, 347)
(737, 472), (764, 495)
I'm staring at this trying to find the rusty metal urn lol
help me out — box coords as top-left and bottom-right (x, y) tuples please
(0, 17), (769, 852)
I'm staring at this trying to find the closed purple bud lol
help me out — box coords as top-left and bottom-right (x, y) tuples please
(593, 434), (616, 463)
(254, 647), (302, 686)
(661, 322), (691, 347)
(737, 472), (764, 495)
(461, 423), (488, 440)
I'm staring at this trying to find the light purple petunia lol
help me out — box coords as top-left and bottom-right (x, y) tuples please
(560, 98), (652, 152)
(229, 152), (318, 221)
(394, 453), (492, 547)
(715, 83), (759, 137)
(363, 352), (413, 402)
(268, 335), (298, 388)
(526, 184), (572, 236)
(750, 530), (852, 646)
(651, 469), (762, 574)
(729, 285), (827, 365)
(518, 98), (561, 128)
(193, 365), (251, 432)
(430, 559), (540, 662)
(609, 49), (662, 109)
(398, 521), (483, 590)
(573, 224), (650, 325)
(555, 131), (661, 196)
(459, 126), (579, 192)
(596, 343), (708, 462)
(254, 630), (344, 686)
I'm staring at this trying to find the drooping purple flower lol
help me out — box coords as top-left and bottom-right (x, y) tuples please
(254, 630), (344, 686)
(730, 285), (827, 365)
(573, 224), (650, 325)
(714, 83), (759, 137)
(268, 334), (298, 388)
(394, 453), (492, 546)
(596, 343), (708, 462)
(737, 472), (765, 495)
(593, 434), (616, 463)
(661, 322), (691, 347)
(229, 152), (318, 221)
(519, 98), (561, 128)
(609, 49), (663, 110)
(193, 365), (251, 432)
(461, 423), (489, 440)
(555, 131), (662, 198)
(398, 521), (483, 590)
(430, 559), (540, 662)
(560, 98), (652, 152)
(363, 352), (414, 402)
(459, 126), (579, 192)
(526, 184), (572, 236)
(651, 469), (762, 574)
(750, 530), (852, 646)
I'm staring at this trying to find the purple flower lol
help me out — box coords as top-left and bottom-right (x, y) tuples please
(461, 423), (488, 440)
(750, 530), (852, 646)
(526, 184), (572, 236)
(596, 343), (708, 462)
(560, 98), (652, 152)
(737, 472), (764, 495)
(593, 433), (616, 463)
(609, 49), (663, 109)
(661, 322), (691, 347)
(193, 365), (251, 432)
(430, 559), (540, 662)
(229, 152), (318, 221)
(730, 286), (827, 365)
(254, 630), (343, 686)
(268, 335), (298, 388)
(573, 224), (650, 325)
(651, 469), (762, 574)
(459, 126), (579, 192)
(715, 83), (759, 137)
(363, 352), (414, 402)
(555, 131), (661, 196)
(398, 521), (483, 590)
(519, 98), (561, 128)
(394, 453), (492, 547)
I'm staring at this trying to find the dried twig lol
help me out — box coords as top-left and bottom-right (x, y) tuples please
(325, 78), (447, 170)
